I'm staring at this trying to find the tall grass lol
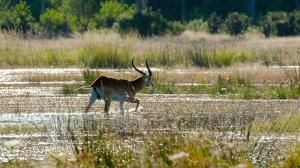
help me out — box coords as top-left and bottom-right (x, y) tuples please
(58, 123), (254, 167)
(79, 46), (131, 68)
(188, 49), (254, 68)
(0, 31), (299, 68)
(52, 112), (300, 167)
(64, 70), (300, 99)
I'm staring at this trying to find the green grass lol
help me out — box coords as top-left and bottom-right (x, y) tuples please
(188, 49), (254, 68)
(64, 82), (300, 99)
(55, 124), (254, 168)
(1, 32), (300, 68)
(52, 118), (300, 167)
(65, 71), (300, 99)
(250, 111), (300, 134)
(0, 124), (48, 134)
(79, 46), (131, 68)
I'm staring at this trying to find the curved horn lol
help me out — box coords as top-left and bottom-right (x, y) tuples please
(132, 58), (146, 76)
(146, 59), (152, 76)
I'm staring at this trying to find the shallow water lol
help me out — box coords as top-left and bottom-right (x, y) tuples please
(0, 68), (299, 164)
(0, 91), (299, 163)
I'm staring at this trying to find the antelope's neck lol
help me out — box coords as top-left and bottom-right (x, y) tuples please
(131, 77), (145, 92)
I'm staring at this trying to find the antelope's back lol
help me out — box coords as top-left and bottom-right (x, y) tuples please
(90, 76), (130, 90)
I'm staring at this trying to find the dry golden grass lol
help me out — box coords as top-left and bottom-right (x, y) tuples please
(0, 30), (299, 68)
(18, 65), (291, 85)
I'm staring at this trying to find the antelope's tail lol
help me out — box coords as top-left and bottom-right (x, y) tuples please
(73, 85), (91, 92)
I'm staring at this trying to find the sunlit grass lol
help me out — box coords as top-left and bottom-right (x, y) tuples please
(251, 111), (300, 134)
(0, 31), (299, 68)
(0, 124), (48, 134)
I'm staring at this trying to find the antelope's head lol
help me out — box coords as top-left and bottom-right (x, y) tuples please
(132, 58), (153, 88)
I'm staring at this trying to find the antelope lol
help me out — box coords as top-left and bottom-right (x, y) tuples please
(83, 58), (153, 115)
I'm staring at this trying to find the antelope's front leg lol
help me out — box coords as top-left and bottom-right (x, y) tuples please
(119, 101), (125, 115)
(127, 97), (140, 112)
(104, 100), (111, 115)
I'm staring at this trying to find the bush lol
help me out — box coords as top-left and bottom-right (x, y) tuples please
(118, 9), (168, 36)
(262, 11), (300, 37)
(224, 12), (250, 35)
(207, 13), (222, 33)
(289, 10), (300, 35)
(96, 0), (134, 28)
(167, 21), (185, 35)
(186, 19), (207, 31)
(0, 1), (34, 33)
(40, 8), (71, 36)
(262, 17), (272, 38)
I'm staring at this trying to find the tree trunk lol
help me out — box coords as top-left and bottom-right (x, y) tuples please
(296, 0), (300, 9)
(180, 0), (186, 21)
(247, 0), (255, 24)
(135, 0), (148, 13)
(40, 0), (46, 14)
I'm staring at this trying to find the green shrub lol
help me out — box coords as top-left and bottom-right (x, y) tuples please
(118, 9), (168, 36)
(40, 8), (71, 36)
(167, 21), (185, 35)
(262, 17), (272, 38)
(289, 10), (300, 35)
(224, 12), (250, 36)
(0, 1), (35, 34)
(60, 0), (99, 32)
(207, 13), (222, 34)
(186, 19), (208, 31)
(262, 12), (291, 37)
(96, 0), (134, 28)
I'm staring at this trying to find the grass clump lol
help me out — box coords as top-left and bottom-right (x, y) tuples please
(188, 48), (254, 68)
(250, 111), (300, 134)
(283, 145), (300, 168)
(0, 124), (48, 134)
(57, 122), (254, 167)
(79, 46), (131, 68)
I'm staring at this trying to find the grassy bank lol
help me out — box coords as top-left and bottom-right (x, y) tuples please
(0, 31), (299, 68)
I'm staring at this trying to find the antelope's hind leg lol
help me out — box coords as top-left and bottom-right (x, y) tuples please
(85, 87), (100, 113)
(104, 99), (111, 115)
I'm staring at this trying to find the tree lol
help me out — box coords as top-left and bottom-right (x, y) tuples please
(225, 12), (250, 35)
(40, 8), (71, 36)
(296, 0), (300, 10)
(0, 1), (35, 33)
(96, 0), (134, 28)
(135, 0), (148, 13)
(61, 0), (100, 32)
(207, 12), (222, 33)
(247, 0), (255, 23)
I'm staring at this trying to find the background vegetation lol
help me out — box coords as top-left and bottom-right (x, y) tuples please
(0, 0), (300, 37)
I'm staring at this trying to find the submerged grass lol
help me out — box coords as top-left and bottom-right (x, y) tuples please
(251, 111), (300, 134)
(52, 115), (300, 168)
(57, 123), (254, 167)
